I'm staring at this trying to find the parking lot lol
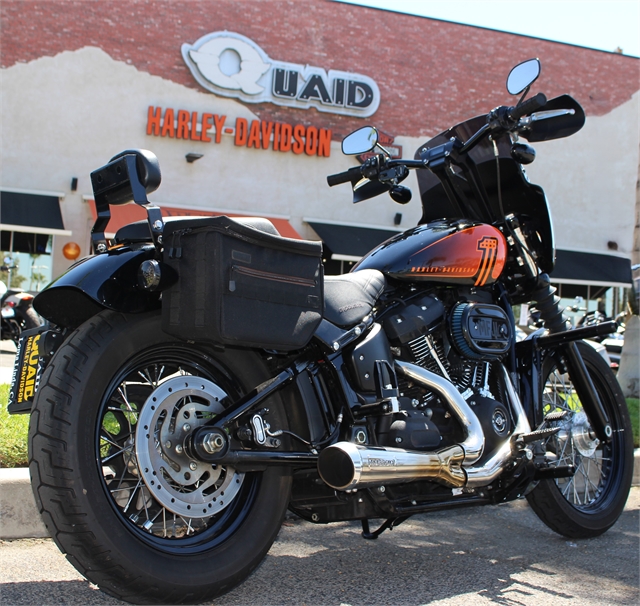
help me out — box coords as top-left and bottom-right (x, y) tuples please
(1, 488), (638, 605)
(1, 336), (638, 605)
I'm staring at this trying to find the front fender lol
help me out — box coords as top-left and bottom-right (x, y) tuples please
(34, 245), (161, 328)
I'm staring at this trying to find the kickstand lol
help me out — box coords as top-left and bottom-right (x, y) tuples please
(361, 516), (409, 540)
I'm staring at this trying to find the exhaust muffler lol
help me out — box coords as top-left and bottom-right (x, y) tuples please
(317, 363), (532, 492)
(317, 442), (466, 491)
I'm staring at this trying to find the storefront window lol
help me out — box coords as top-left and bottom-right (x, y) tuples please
(1, 247), (53, 292)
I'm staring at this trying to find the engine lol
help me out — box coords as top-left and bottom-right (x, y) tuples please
(376, 292), (515, 460)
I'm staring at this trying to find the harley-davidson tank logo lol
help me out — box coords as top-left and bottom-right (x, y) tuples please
(408, 225), (507, 285)
(475, 236), (499, 287)
(182, 32), (381, 118)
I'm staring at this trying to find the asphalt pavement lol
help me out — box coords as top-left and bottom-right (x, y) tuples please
(1, 489), (639, 606)
(1, 338), (639, 605)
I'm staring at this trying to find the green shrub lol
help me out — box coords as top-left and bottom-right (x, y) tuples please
(0, 384), (29, 468)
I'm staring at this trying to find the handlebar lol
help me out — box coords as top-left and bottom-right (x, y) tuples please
(329, 92), (549, 189)
(327, 166), (363, 187)
(508, 92), (547, 122)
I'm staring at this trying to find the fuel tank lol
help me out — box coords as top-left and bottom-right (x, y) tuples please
(353, 219), (507, 286)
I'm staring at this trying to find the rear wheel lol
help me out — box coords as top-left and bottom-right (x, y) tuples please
(29, 310), (291, 604)
(526, 341), (633, 538)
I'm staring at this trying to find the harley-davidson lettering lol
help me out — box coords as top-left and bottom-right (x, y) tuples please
(405, 225), (507, 285)
(146, 107), (332, 156)
(182, 32), (380, 117)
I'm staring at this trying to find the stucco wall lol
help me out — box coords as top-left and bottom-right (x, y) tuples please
(525, 92), (639, 256)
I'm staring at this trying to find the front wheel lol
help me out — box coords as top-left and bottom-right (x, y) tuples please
(28, 310), (291, 604)
(526, 341), (634, 538)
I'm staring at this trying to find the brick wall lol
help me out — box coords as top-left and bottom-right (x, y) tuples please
(2, 0), (638, 139)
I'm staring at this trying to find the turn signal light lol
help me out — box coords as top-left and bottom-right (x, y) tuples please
(138, 259), (162, 291)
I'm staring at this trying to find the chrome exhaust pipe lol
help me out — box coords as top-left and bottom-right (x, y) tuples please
(318, 442), (466, 491)
(465, 366), (531, 487)
(395, 361), (485, 464)
(317, 364), (532, 493)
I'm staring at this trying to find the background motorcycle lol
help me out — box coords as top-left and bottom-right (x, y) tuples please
(8, 59), (633, 605)
(0, 266), (42, 344)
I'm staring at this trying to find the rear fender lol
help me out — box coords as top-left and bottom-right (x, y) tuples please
(34, 245), (165, 328)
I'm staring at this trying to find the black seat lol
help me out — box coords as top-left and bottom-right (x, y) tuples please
(114, 216), (280, 243)
(323, 269), (386, 327)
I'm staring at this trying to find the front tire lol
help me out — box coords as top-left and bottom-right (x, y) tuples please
(28, 310), (291, 604)
(526, 341), (634, 538)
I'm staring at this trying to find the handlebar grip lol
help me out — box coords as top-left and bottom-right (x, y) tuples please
(509, 92), (548, 121)
(327, 166), (362, 187)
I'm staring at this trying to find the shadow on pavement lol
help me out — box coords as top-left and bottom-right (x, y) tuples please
(1, 497), (638, 605)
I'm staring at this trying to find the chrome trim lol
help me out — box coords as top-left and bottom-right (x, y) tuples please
(316, 364), (532, 493)
(519, 108), (576, 127)
(317, 442), (465, 490)
(465, 365), (532, 488)
(395, 360), (484, 464)
(531, 108), (575, 121)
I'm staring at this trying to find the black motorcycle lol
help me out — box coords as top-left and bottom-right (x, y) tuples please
(8, 59), (633, 605)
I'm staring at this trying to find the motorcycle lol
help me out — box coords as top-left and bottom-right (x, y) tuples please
(8, 59), (633, 605)
(0, 267), (42, 345)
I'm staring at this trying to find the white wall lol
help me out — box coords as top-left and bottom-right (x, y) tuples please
(524, 92), (639, 257)
(2, 47), (637, 281)
(0, 47), (423, 279)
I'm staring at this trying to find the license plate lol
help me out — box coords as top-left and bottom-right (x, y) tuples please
(7, 327), (46, 414)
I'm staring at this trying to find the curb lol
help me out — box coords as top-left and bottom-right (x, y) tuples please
(2, 451), (640, 540)
(0, 467), (48, 539)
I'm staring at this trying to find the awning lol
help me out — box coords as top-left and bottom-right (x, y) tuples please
(87, 200), (302, 239)
(305, 218), (402, 261)
(551, 249), (632, 288)
(1, 189), (71, 236)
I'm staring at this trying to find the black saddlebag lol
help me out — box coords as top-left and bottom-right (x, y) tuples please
(162, 216), (323, 350)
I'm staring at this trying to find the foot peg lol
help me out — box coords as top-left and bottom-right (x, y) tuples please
(517, 410), (569, 446)
(543, 410), (570, 423)
(516, 427), (560, 446)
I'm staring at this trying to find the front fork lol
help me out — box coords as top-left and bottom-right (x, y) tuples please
(523, 273), (613, 443)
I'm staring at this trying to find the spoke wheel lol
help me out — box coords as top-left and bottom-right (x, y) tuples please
(98, 351), (249, 546)
(526, 342), (633, 538)
(29, 311), (291, 604)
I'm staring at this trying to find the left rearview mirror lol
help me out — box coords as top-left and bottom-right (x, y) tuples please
(342, 126), (378, 155)
(507, 58), (541, 95)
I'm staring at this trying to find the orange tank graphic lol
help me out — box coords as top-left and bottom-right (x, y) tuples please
(353, 221), (507, 287)
(408, 224), (507, 286)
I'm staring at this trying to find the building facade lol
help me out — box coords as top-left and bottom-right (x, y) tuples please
(1, 0), (638, 314)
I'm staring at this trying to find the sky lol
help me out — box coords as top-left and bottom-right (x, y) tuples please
(337, 0), (640, 58)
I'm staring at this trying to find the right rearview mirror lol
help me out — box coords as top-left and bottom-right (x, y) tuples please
(342, 126), (378, 155)
(507, 58), (541, 95)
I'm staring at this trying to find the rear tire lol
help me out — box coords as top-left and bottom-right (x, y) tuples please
(28, 310), (291, 604)
(526, 341), (633, 538)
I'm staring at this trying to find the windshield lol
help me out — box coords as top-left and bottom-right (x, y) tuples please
(414, 115), (555, 273)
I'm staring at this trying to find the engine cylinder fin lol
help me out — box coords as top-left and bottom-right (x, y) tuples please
(408, 334), (450, 378)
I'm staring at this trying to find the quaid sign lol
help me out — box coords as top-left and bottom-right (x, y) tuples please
(182, 32), (381, 118)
